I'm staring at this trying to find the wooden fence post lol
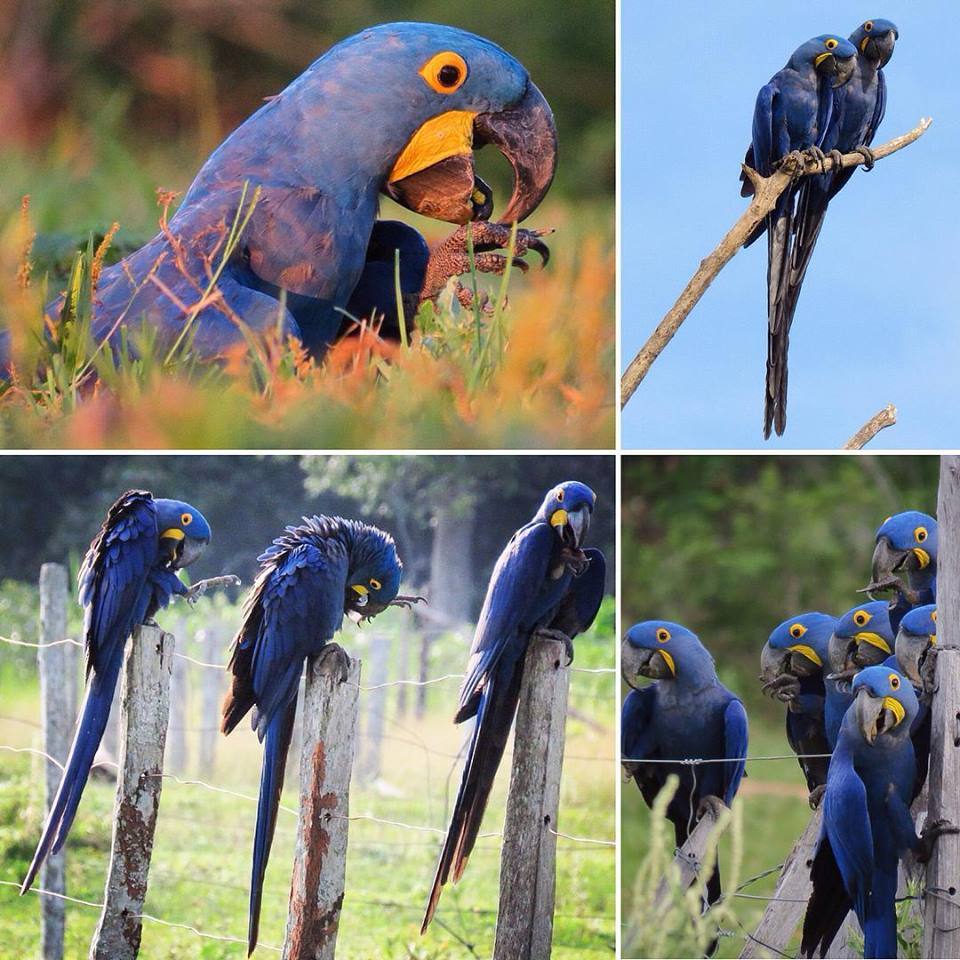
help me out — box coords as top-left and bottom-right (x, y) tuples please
(282, 653), (361, 960)
(37, 563), (70, 960)
(165, 620), (188, 774)
(358, 635), (389, 785)
(197, 623), (222, 775)
(492, 636), (570, 960)
(923, 455), (960, 958)
(89, 625), (175, 960)
(396, 629), (410, 718)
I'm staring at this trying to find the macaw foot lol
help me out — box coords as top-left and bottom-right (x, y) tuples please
(826, 148), (844, 173)
(420, 221), (553, 303)
(772, 149), (806, 177)
(316, 642), (351, 684)
(389, 593), (427, 610)
(535, 627), (574, 665)
(185, 574), (242, 605)
(807, 784), (827, 810)
(142, 617), (160, 628)
(803, 145), (828, 174)
(854, 144), (876, 171)
(760, 673), (800, 702)
(859, 575), (920, 606)
(696, 795), (728, 822)
(916, 818), (960, 863)
(920, 646), (939, 699)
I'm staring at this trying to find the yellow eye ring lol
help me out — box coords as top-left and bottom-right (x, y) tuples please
(915, 526), (928, 543)
(656, 628), (671, 643)
(419, 52), (468, 94)
(181, 512), (192, 526)
(932, 610), (938, 622)
(864, 21), (874, 32)
(556, 488), (564, 502)
(854, 610), (871, 627)
(825, 38), (838, 50)
(369, 578), (382, 591)
(789, 623), (807, 639)
(889, 673), (900, 690)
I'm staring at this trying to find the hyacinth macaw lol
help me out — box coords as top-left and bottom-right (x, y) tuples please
(865, 511), (937, 632)
(422, 481), (605, 932)
(739, 34), (857, 438)
(220, 515), (421, 955)
(622, 620), (748, 907)
(760, 612), (835, 802)
(801, 666), (955, 958)
(40, 23), (557, 364)
(765, 20), (898, 421)
(896, 603), (937, 696)
(21, 490), (212, 894)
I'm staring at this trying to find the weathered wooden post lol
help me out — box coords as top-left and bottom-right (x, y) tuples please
(165, 619), (188, 774)
(282, 652), (361, 960)
(37, 563), (70, 960)
(358, 634), (389, 785)
(396, 629), (410, 717)
(89, 625), (175, 960)
(492, 636), (569, 960)
(923, 455), (960, 958)
(197, 623), (223, 775)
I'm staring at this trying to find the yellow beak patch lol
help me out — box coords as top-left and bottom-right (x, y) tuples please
(855, 631), (892, 655)
(389, 110), (477, 183)
(814, 51), (834, 67)
(913, 547), (931, 569)
(881, 696), (905, 727)
(658, 650), (676, 677)
(787, 644), (822, 667)
(351, 584), (368, 596)
(160, 528), (185, 541)
(550, 509), (569, 529)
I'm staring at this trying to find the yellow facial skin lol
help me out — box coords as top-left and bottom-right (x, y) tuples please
(855, 632), (892, 655)
(881, 695), (905, 727)
(160, 528), (185, 541)
(658, 649), (676, 677)
(550, 508), (568, 528)
(388, 111), (477, 183)
(787, 644), (822, 667)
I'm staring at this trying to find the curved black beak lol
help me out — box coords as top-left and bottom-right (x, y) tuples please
(474, 79), (558, 224)
(896, 629), (932, 688)
(816, 53), (856, 88)
(162, 534), (208, 570)
(871, 536), (916, 585)
(621, 638), (674, 686)
(864, 30), (897, 68)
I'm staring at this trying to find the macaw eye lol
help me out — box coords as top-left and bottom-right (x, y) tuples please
(419, 52), (468, 94)
(656, 628), (670, 643)
(932, 610), (938, 622)
(556, 488), (565, 502)
(181, 512), (193, 526)
(789, 623), (807, 639)
(864, 21), (874, 32)
(853, 610), (871, 627)
(825, 38), (838, 50)
(889, 673), (900, 690)
(915, 526), (928, 543)
(369, 578), (382, 591)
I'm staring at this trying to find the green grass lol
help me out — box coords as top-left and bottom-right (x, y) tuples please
(0, 601), (615, 958)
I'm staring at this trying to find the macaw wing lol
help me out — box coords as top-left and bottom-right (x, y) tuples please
(868, 69), (887, 146)
(455, 521), (554, 722)
(722, 698), (749, 806)
(223, 541), (348, 738)
(621, 685), (669, 808)
(549, 547), (606, 638)
(77, 490), (159, 676)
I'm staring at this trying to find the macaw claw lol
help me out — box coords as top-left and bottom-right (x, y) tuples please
(760, 673), (800, 702)
(317, 642), (351, 684)
(534, 626), (574, 665)
(855, 144), (877, 171)
(917, 818), (960, 863)
(185, 574), (242, 605)
(808, 784), (827, 810)
(390, 594), (427, 609)
(696, 794), (728, 822)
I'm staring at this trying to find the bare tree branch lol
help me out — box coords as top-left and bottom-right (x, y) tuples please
(843, 403), (897, 450)
(620, 118), (934, 411)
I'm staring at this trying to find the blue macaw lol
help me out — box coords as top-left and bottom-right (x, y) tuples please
(895, 603), (937, 696)
(220, 515), (419, 955)
(33, 23), (556, 366)
(739, 34), (858, 438)
(801, 665), (955, 958)
(422, 481), (605, 931)
(20, 490), (211, 894)
(866, 511), (937, 631)
(622, 620), (748, 907)
(760, 612), (836, 802)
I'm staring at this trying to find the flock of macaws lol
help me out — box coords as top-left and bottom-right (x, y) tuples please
(622, 509), (956, 959)
(741, 19), (899, 438)
(17, 481), (606, 956)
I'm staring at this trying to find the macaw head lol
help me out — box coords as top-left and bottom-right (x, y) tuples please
(829, 601), (896, 682)
(345, 524), (411, 620)
(319, 23), (557, 226)
(622, 620), (714, 686)
(850, 664), (917, 745)
(896, 604), (937, 688)
(761, 612), (834, 686)
(153, 499), (211, 568)
(789, 35), (858, 87)
(850, 19), (898, 68)
(536, 480), (596, 551)
(871, 510), (937, 585)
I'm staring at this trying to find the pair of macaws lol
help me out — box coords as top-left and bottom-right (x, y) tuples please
(23, 23), (556, 369)
(759, 510), (951, 958)
(742, 20), (899, 437)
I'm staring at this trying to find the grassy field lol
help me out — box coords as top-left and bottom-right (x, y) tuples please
(0, 598), (615, 958)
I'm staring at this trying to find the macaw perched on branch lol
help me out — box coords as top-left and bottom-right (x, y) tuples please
(220, 516), (420, 955)
(622, 621), (748, 908)
(44, 23), (557, 364)
(739, 34), (858, 438)
(801, 665), (956, 959)
(863, 511), (937, 632)
(20, 490), (213, 894)
(759, 612), (835, 805)
(421, 481), (605, 932)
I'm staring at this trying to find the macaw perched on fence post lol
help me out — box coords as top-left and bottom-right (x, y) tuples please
(39, 22), (557, 366)
(421, 481), (605, 932)
(220, 515), (421, 955)
(621, 620), (748, 908)
(20, 490), (215, 894)
(801, 665), (957, 959)
(739, 34), (858, 438)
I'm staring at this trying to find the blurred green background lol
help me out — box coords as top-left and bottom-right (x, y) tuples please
(620, 454), (939, 957)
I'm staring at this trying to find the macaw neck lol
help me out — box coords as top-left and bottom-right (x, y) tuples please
(908, 564), (936, 594)
(661, 654), (719, 696)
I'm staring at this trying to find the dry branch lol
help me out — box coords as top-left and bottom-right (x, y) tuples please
(843, 403), (897, 449)
(620, 118), (933, 411)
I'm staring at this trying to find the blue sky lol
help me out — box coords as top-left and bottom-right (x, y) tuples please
(621, 1), (959, 449)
